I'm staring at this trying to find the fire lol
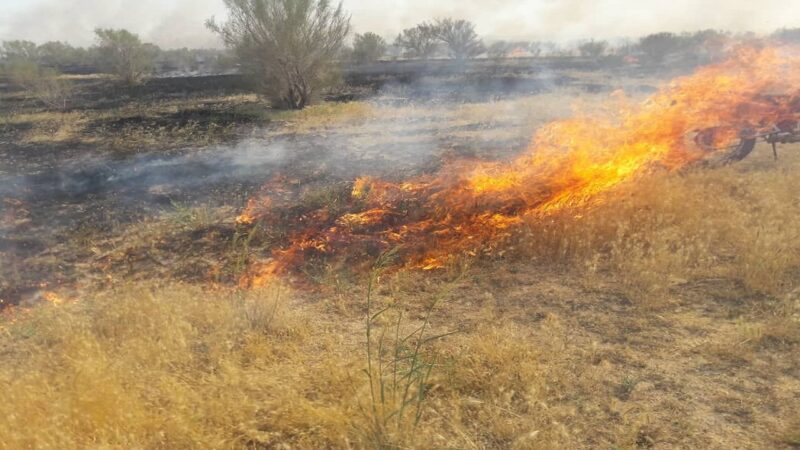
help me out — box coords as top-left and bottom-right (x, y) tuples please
(42, 292), (64, 306)
(238, 45), (800, 287)
(236, 202), (258, 225)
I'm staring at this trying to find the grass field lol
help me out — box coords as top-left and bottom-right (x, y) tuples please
(1, 68), (799, 449)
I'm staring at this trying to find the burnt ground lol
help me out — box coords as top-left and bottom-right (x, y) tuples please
(0, 59), (663, 306)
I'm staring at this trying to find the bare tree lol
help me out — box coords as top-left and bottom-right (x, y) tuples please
(540, 41), (561, 57)
(528, 42), (543, 58)
(431, 18), (484, 60)
(395, 24), (438, 59)
(487, 41), (511, 60)
(578, 40), (608, 58)
(352, 32), (387, 64)
(208, 0), (351, 110)
(638, 32), (685, 64)
(94, 29), (158, 85)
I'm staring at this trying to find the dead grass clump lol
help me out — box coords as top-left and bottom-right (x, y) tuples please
(434, 324), (551, 448)
(275, 101), (375, 132)
(705, 289), (800, 362)
(453, 89), (612, 130)
(8, 110), (89, 143)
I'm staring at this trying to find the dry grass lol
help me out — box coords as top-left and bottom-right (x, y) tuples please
(0, 284), (345, 449)
(5, 110), (90, 143)
(3, 83), (800, 448)
(511, 147), (800, 303)
(273, 101), (376, 132)
(2, 94), (264, 149)
(0, 282), (552, 449)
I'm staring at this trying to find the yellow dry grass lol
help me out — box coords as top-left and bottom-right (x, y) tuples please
(2, 90), (799, 449)
(3, 94), (263, 148)
(0, 283), (549, 449)
(274, 101), (376, 132)
(512, 145), (800, 302)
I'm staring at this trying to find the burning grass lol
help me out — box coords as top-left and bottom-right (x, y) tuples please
(237, 46), (800, 290)
(514, 148), (800, 300)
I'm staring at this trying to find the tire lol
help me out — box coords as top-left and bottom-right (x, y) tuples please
(693, 127), (757, 165)
(720, 137), (757, 163)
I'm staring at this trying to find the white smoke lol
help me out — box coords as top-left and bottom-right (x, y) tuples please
(0, 0), (798, 48)
(0, 0), (227, 48)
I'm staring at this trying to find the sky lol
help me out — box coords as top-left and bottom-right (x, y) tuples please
(0, 0), (798, 49)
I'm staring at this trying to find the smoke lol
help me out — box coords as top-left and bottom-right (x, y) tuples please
(0, 0), (227, 48)
(1, 0), (799, 48)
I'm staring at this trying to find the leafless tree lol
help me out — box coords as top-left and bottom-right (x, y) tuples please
(578, 40), (608, 58)
(395, 24), (439, 59)
(207, 0), (351, 110)
(487, 41), (511, 60)
(352, 32), (387, 64)
(431, 19), (484, 60)
(528, 42), (543, 58)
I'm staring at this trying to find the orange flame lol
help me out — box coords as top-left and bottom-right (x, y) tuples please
(42, 292), (64, 306)
(239, 45), (800, 287)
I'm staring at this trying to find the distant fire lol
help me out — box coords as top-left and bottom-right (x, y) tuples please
(42, 292), (64, 306)
(238, 45), (800, 287)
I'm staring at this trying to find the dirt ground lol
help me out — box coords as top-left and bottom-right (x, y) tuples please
(1, 65), (798, 449)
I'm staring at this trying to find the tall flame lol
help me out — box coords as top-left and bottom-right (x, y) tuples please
(238, 45), (800, 286)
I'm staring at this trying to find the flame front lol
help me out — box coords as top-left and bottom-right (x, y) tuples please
(239, 46), (800, 286)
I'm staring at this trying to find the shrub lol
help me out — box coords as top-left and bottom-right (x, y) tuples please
(352, 32), (387, 64)
(94, 28), (158, 85)
(578, 39), (608, 58)
(487, 41), (511, 60)
(208, 0), (351, 110)
(638, 32), (686, 64)
(0, 40), (39, 63)
(395, 24), (439, 59)
(4, 60), (74, 109)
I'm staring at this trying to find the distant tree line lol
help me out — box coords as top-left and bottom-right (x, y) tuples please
(350, 23), (800, 66)
(1, 33), (235, 80)
(1, 28), (237, 111)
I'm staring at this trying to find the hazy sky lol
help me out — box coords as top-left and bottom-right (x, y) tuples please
(1, 0), (798, 49)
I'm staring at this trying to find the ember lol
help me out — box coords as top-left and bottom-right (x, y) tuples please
(239, 45), (800, 286)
